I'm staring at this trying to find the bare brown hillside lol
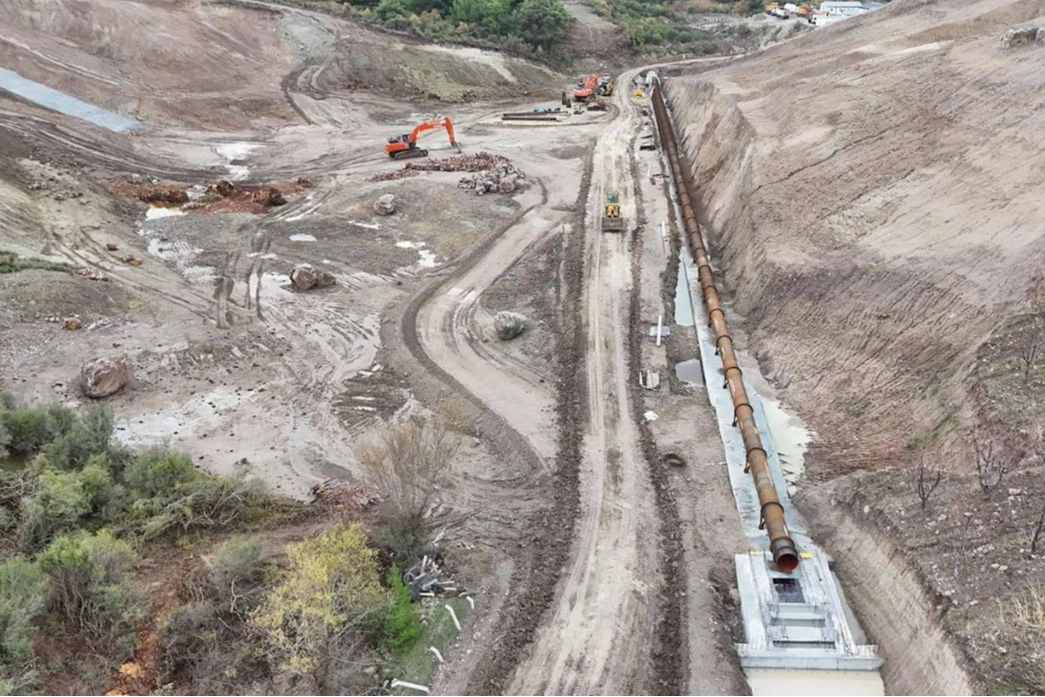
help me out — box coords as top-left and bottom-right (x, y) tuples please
(669, 0), (1045, 691)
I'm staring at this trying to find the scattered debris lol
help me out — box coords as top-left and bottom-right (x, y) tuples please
(77, 267), (109, 282)
(138, 186), (189, 205)
(207, 179), (236, 198)
(81, 354), (129, 398)
(63, 316), (82, 330)
(643, 410), (659, 422)
(309, 479), (379, 512)
(249, 186), (286, 206)
(122, 255), (143, 266)
(374, 193), (397, 216)
(370, 169), (420, 182)
(106, 242), (119, 251)
(494, 311), (528, 340)
(639, 370), (660, 389)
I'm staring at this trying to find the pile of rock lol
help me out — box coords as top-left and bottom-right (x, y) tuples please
(459, 160), (525, 196)
(290, 263), (336, 291)
(404, 152), (508, 173)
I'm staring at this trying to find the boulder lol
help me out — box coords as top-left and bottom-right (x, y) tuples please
(499, 176), (517, 194)
(374, 193), (397, 215)
(290, 264), (318, 290)
(81, 355), (129, 398)
(1002, 25), (1045, 47)
(494, 311), (528, 340)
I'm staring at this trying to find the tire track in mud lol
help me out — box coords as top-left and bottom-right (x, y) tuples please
(398, 151), (593, 695)
(624, 140), (688, 696)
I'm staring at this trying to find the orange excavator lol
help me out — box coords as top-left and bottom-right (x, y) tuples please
(384, 117), (460, 160)
(573, 75), (598, 102)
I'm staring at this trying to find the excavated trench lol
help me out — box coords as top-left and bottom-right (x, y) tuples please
(659, 78), (975, 695)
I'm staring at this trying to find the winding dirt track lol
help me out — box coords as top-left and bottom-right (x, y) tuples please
(408, 67), (663, 694)
(508, 69), (661, 695)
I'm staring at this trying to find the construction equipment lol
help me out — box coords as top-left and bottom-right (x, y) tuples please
(384, 117), (459, 160)
(597, 75), (615, 97)
(602, 192), (624, 232)
(573, 75), (598, 102)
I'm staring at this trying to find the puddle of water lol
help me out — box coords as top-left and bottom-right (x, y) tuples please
(289, 233), (317, 242)
(762, 396), (812, 484)
(114, 389), (248, 448)
(214, 142), (259, 182)
(0, 66), (138, 132)
(674, 250), (695, 327)
(396, 240), (438, 268)
(145, 206), (185, 220)
(746, 669), (884, 696)
(675, 358), (705, 386)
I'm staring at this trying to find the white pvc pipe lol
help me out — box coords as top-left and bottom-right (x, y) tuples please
(391, 679), (430, 694)
(445, 604), (462, 632)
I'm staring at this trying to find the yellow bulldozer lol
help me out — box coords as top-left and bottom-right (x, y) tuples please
(602, 192), (624, 232)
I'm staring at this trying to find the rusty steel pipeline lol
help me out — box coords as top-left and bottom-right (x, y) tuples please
(651, 81), (799, 573)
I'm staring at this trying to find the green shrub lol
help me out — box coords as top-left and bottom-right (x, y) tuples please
(39, 405), (114, 471)
(378, 566), (422, 654)
(209, 536), (264, 614)
(0, 403), (77, 456)
(17, 468), (90, 551)
(37, 531), (144, 654)
(124, 448), (197, 498)
(0, 556), (47, 692)
(137, 473), (267, 539)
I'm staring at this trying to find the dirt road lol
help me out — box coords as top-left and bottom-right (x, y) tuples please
(509, 70), (662, 695)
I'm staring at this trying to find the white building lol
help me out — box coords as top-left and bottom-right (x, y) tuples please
(813, 1), (883, 25)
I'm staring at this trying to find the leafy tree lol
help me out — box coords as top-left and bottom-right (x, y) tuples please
(376, 0), (413, 20)
(252, 524), (385, 690)
(513, 0), (571, 50)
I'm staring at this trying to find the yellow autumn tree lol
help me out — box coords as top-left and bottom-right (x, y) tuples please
(252, 523), (385, 689)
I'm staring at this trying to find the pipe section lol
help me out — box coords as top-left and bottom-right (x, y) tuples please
(651, 81), (799, 573)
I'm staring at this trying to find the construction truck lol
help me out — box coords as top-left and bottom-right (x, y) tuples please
(602, 192), (624, 232)
(597, 76), (615, 97)
(384, 117), (459, 160)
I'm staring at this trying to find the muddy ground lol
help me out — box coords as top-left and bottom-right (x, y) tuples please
(0, 0), (748, 694)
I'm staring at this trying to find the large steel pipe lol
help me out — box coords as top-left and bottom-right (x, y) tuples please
(651, 81), (799, 573)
